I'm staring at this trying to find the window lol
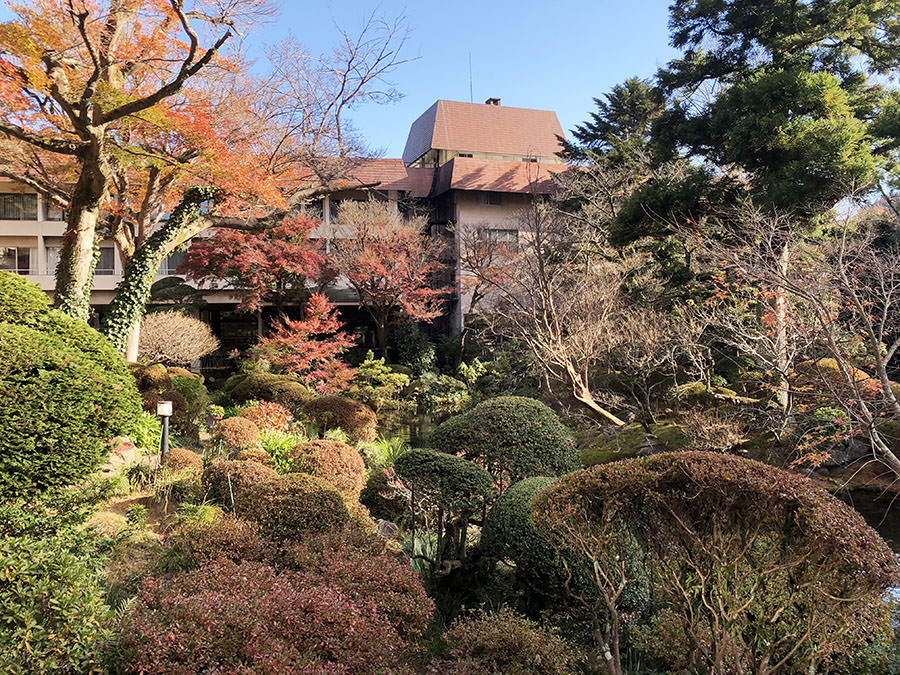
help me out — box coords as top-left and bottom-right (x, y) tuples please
(0, 247), (30, 274)
(0, 194), (37, 220)
(478, 192), (502, 206)
(482, 228), (519, 249)
(522, 156), (538, 163)
(159, 250), (185, 276)
(43, 202), (65, 221)
(96, 248), (115, 275)
(457, 152), (473, 158)
(47, 246), (114, 274)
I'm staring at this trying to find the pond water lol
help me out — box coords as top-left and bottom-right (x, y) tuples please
(842, 491), (900, 602)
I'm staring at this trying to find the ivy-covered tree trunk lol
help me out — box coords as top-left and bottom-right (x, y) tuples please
(102, 187), (217, 355)
(54, 143), (111, 321)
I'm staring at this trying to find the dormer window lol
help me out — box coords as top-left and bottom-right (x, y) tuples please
(522, 156), (538, 163)
(458, 152), (473, 158)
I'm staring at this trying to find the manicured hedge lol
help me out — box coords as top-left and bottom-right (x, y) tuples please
(430, 396), (577, 485)
(394, 448), (494, 513)
(481, 476), (568, 598)
(210, 416), (260, 453)
(304, 396), (378, 443)
(283, 439), (367, 498)
(202, 460), (278, 508)
(229, 372), (314, 410)
(241, 473), (350, 542)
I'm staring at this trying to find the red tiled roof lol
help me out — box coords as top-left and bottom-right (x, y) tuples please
(402, 100), (565, 165)
(324, 158), (434, 197)
(434, 157), (569, 195)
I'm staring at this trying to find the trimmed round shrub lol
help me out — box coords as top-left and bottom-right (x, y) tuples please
(128, 363), (171, 392)
(162, 515), (275, 572)
(0, 269), (50, 322)
(436, 609), (583, 674)
(164, 447), (203, 473)
(210, 416), (260, 452)
(534, 451), (898, 673)
(235, 447), (275, 467)
(241, 473), (350, 542)
(304, 396), (378, 443)
(430, 396), (577, 486)
(238, 400), (292, 432)
(284, 439), (367, 498)
(0, 322), (143, 494)
(481, 477), (568, 599)
(114, 559), (403, 673)
(230, 372), (315, 410)
(202, 460), (278, 508)
(285, 528), (434, 638)
(394, 448), (494, 513)
(360, 467), (408, 522)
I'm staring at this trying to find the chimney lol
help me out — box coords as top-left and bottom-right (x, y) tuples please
(484, 97), (501, 106)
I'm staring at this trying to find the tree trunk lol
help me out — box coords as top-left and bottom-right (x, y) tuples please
(375, 319), (389, 360)
(772, 240), (791, 411)
(54, 139), (109, 321)
(569, 367), (627, 426)
(125, 322), (141, 362)
(102, 187), (213, 353)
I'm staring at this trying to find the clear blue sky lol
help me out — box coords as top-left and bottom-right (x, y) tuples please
(253, 0), (679, 157)
(0, 1), (679, 157)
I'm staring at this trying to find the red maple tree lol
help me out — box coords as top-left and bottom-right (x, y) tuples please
(250, 293), (357, 394)
(178, 214), (332, 313)
(330, 200), (448, 357)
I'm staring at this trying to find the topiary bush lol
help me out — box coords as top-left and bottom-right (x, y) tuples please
(285, 528), (434, 638)
(394, 449), (494, 569)
(0, 322), (143, 495)
(283, 439), (367, 498)
(164, 447), (203, 474)
(128, 362), (171, 392)
(235, 447), (276, 467)
(238, 401), (292, 432)
(241, 473), (350, 542)
(0, 268), (50, 323)
(210, 416), (260, 453)
(435, 609), (583, 674)
(161, 515), (275, 573)
(304, 396), (378, 443)
(229, 372), (315, 411)
(430, 396), (577, 488)
(202, 460), (278, 509)
(360, 467), (408, 522)
(113, 559), (404, 673)
(480, 477), (569, 603)
(534, 451), (899, 674)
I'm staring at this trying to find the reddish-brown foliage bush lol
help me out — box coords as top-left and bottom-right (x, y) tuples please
(236, 447), (276, 467)
(304, 396), (378, 443)
(164, 447), (203, 473)
(163, 515), (275, 572)
(285, 528), (434, 638)
(241, 473), (350, 542)
(534, 451), (898, 673)
(115, 559), (404, 673)
(211, 416), (260, 452)
(431, 609), (582, 674)
(238, 401), (292, 432)
(284, 439), (367, 498)
(202, 460), (278, 509)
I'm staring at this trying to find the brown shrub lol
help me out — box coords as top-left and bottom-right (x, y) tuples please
(304, 396), (377, 443)
(138, 311), (219, 366)
(237, 401), (292, 432)
(210, 416), (260, 452)
(235, 447), (275, 467)
(202, 460), (278, 508)
(164, 515), (275, 572)
(128, 362), (171, 392)
(284, 439), (366, 498)
(164, 447), (203, 473)
(241, 473), (349, 542)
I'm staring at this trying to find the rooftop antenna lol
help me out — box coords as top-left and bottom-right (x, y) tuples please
(468, 51), (473, 103)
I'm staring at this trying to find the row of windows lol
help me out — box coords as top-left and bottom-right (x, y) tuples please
(0, 247), (184, 276)
(0, 194), (65, 221)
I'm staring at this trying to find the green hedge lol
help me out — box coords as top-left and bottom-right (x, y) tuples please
(481, 477), (569, 598)
(430, 396), (578, 485)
